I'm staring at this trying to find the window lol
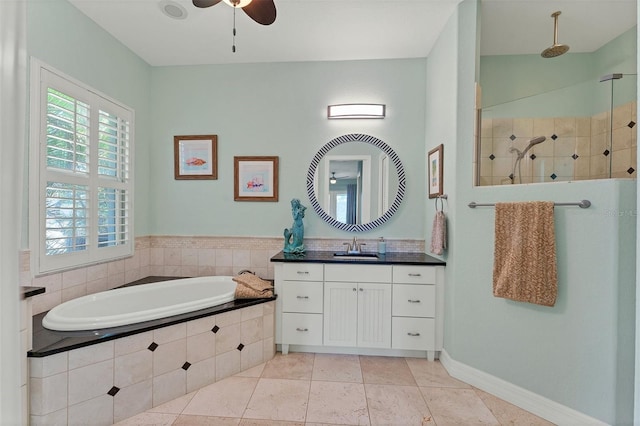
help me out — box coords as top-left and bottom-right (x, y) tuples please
(30, 61), (134, 274)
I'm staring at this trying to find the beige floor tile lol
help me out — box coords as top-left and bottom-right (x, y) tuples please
(112, 412), (178, 425)
(239, 419), (304, 426)
(173, 414), (240, 425)
(261, 352), (314, 380)
(243, 378), (310, 422)
(365, 383), (434, 426)
(360, 356), (416, 386)
(420, 387), (500, 426)
(148, 391), (196, 414)
(473, 388), (555, 426)
(306, 381), (369, 425)
(312, 354), (362, 383)
(405, 358), (471, 388)
(182, 377), (258, 418)
(235, 362), (266, 378)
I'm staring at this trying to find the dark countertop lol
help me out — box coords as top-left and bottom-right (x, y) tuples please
(21, 286), (46, 299)
(28, 276), (276, 358)
(270, 250), (446, 266)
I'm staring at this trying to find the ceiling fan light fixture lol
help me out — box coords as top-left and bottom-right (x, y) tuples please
(330, 173), (337, 185)
(223, 0), (252, 7)
(328, 104), (386, 119)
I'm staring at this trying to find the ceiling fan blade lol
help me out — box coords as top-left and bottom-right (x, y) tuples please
(192, 0), (223, 8)
(242, 0), (276, 25)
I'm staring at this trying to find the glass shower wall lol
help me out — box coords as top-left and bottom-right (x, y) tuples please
(477, 74), (637, 186)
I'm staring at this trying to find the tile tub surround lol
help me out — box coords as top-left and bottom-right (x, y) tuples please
(26, 236), (425, 315)
(29, 299), (276, 425)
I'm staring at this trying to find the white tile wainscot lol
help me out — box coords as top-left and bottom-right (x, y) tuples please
(29, 301), (275, 425)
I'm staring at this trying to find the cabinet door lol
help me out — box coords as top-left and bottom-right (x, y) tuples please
(357, 283), (392, 348)
(323, 282), (358, 347)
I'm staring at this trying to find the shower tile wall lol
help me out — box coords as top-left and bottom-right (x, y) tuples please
(24, 236), (425, 315)
(479, 101), (637, 185)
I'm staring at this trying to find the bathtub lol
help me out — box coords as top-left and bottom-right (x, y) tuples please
(42, 276), (237, 331)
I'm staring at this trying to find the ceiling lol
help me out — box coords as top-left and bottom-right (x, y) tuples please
(67, 0), (636, 67)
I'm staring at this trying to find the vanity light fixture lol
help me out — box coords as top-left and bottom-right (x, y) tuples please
(327, 104), (386, 119)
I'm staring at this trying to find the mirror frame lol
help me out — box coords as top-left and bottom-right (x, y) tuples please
(306, 133), (406, 232)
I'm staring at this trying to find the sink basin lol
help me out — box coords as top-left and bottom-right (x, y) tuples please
(333, 252), (379, 259)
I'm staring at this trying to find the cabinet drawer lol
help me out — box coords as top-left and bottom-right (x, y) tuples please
(392, 266), (436, 284)
(392, 317), (435, 350)
(325, 264), (392, 283)
(392, 284), (435, 317)
(282, 313), (323, 345)
(282, 263), (324, 281)
(282, 281), (323, 313)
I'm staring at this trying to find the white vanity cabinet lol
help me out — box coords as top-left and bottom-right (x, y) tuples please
(277, 263), (324, 353)
(323, 264), (392, 348)
(272, 255), (444, 360)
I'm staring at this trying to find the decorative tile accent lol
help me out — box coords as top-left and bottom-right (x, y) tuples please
(147, 342), (158, 352)
(108, 386), (120, 397)
(489, 154), (495, 160)
(571, 154), (579, 160)
(628, 121), (636, 128)
(529, 154), (536, 160)
(509, 135), (516, 141)
(603, 150), (610, 156)
(551, 134), (558, 140)
(550, 173), (557, 180)
(508, 173), (514, 180)
(212, 325), (220, 334)
(237, 343), (245, 351)
(181, 362), (191, 371)
(628, 167), (635, 174)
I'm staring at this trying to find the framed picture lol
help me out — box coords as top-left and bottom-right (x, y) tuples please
(234, 156), (279, 202)
(428, 144), (444, 198)
(174, 135), (218, 180)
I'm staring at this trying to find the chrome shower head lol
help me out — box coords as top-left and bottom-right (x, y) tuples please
(528, 136), (546, 146)
(541, 11), (569, 58)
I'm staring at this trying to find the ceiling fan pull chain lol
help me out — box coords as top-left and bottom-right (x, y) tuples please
(232, 6), (237, 52)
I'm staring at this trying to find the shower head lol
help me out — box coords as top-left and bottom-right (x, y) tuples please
(528, 136), (546, 146)
(541, 11), (569, 58)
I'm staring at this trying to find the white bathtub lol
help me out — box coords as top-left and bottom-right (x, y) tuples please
(42, 276), (237, 331)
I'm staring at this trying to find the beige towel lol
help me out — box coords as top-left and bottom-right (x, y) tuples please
(233, 273), (274, 299)
(493, 201), (557, 307)
(430, 211), (447, 255)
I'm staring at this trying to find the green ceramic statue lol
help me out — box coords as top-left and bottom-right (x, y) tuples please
(284, 198), (306, 254)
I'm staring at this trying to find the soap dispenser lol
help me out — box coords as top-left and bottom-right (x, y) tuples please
(377, 237), (386, 254)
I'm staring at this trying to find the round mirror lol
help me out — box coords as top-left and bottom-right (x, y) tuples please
(306, 133), (406, 232)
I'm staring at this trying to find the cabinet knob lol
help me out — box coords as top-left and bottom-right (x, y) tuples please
(407, 332), (421, 337)
(408, 299), (421, 303)
(408, 273), (422, 277)
(353, 288), (357, 292)
(296, 327), (309, 332)
(296, 296), (309, 299)
(359, 288), (364, 292)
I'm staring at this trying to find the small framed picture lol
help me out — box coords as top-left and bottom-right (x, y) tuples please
(234, 156), (279, 202)
(174, 135), (218, 180)
(428, 144), (444, 198)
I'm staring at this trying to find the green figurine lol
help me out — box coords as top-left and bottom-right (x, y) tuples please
(284, 198), (306, 254)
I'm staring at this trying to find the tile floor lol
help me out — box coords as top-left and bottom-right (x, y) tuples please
(114, 352), (555, 426)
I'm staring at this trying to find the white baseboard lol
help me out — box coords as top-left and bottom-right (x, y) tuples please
(439, 349), (608, 426)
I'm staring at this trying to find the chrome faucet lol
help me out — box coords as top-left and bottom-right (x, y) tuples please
(343, 237), (366, 254)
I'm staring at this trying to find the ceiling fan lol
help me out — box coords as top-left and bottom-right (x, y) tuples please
(192, 0), (276, 25)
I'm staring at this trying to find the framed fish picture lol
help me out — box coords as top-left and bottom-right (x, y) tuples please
(174, 135), (218, 180)
(234, 156), (279, 202)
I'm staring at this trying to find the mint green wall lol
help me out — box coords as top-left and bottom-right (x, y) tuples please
(480, 26), (637, 118)
(429, 1), (636, 423)
(26, 0), (152, 236)
(149, 60), (427, 238)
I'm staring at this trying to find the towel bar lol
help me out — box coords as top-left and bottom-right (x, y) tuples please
(468, 200), (591, 209)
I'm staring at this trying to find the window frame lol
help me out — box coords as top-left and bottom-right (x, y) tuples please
(29, 59), (135, 275)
